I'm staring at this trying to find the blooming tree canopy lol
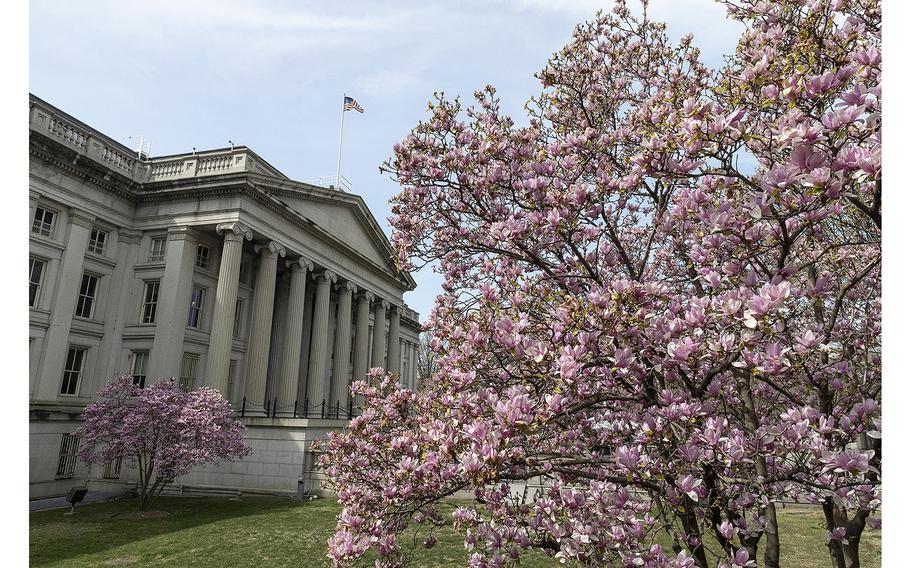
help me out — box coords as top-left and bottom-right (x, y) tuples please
(319, 1), (881, 567)
(78, 375), (252, 510)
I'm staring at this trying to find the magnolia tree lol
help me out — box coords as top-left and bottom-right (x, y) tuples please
(78, 375), (252, 510)
(319, 1), (881, 567)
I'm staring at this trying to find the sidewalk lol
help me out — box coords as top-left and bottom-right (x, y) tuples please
(29, 490), (129, 512)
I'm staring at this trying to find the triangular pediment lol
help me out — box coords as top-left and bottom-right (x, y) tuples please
(256, 179), (415, 289)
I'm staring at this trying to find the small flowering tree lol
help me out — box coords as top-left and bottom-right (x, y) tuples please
(78, 375), (252, 510)
(319, 0), (880, 567)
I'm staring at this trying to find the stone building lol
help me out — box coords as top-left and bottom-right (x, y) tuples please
(28, 94), (422, 500)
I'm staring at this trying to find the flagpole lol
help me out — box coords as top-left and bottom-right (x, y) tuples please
(334, 94), (347, 190)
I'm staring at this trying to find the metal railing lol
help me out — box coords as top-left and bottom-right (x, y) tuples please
(311, 175), (352, 192)
(236, 397), (359, 420)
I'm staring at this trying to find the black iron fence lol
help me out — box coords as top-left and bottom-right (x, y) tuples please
(235, 397), (360, 420)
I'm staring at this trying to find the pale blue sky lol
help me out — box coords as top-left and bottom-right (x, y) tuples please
(29, 0), (742, 320)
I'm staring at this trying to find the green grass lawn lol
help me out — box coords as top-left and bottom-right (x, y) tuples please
(30, 496), (880, 567)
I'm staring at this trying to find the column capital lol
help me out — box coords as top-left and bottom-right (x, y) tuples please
(381, 300), (391, 311)
(167, 225), (194, 241)
(216, 221), (253, 242)
(255, 240), (287, 258)
(341, 281), (358, 294)
(361, 291), (375, 303)
(315, 269), (337, 284)
(70, 208), (95, 229)
(389, 303), (400, 313)
(287, 256), (313, 272)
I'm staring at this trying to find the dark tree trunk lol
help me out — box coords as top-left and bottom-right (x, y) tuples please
(763, 502), (781, 568)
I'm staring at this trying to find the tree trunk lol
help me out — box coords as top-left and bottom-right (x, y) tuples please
(763, 502), (780, 568)
(734, 369), (781, 567)
(822, 498), (848, 568)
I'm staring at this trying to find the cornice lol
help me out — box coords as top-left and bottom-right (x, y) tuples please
(29, 136), (138, 201)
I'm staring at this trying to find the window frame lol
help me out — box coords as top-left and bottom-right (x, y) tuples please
(140, 280), (160, 324)
(195, 244), (210, 269)
(238, 260), (248, 285)
(180, 353), (198, 392)
(74, 272), (100, 319)
(103, 455), (123, 479)
(131, 351), (149, 389)
(87, 227), (108, 255)
(29, 257), (46, 308)
(232, 298), (244, 338)
(55, 433), (80, 479)
(60, 346), (86, 396)
(187, 286), (205, 329)
(32, 206), (58, 238)
(148, 237), (167, 262)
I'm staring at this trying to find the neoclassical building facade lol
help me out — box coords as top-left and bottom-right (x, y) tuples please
(28, 94), (422, 500)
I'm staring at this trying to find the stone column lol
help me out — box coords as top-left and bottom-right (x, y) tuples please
(370, 300), (388, 369)
(100, 229), (142, 382)
(388, 306), (401, 374)
(204, 222), (251, 393)
(306, 270), (336, 412)
(330, 281), (356, 413)
(34, 209), (94, 401)
(278, 257), (312, 413)
(352, 291), (373, 388)
(243, 241), (285, 408)
(148, 226), (197, 382)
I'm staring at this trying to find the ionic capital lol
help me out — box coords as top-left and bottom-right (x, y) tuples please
(286, 256), (313, 272)
(380, 300), (391, 311)
(342, 281), (358, 294)
(216, 221), (253, 242)
(315, 269), (337, 284)
(362, 291), (376, 303)
(256, 240), (287, 258)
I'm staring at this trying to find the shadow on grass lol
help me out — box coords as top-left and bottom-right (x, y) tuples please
(29, 495), (332, 568)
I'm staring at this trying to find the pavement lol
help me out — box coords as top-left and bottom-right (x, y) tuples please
(29, 490), (130, 512)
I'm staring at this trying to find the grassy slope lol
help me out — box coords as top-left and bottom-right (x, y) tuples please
(30, 497), (879, 568)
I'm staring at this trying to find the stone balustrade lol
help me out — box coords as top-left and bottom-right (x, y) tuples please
(30, 95), (284, 185)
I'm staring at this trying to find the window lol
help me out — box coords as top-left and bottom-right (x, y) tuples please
(32, 207), (57, 237)
(56, 433), (80, 479)
(131, 351), (148, 388)
(180, 353), (198, 391)
(75, 273), (99, 319)
(232, 298), (243, 338)
(187, 286), (205, 328)
(196, 244), (210, 269)
(87, 227), (108, 254)
(103, 455), (123, 479)
(29, 257), (45, 307)
(141, 280), (160, 324)
(60, 347), (86, 395)
(149, 237), (166, 262)
(227, 360), (238, 403)
(238, 260), (249, 284)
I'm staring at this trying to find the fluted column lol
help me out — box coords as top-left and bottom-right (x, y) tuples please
(278, 257), (312, 412)
(352, 291), (373, 389)
(371, 300), (388, 369)
(204, 221), (251, 393)
(330, 281), (356, 413)
(388, 306), (401, 374)
(244, 241), (285, 408)
(307, 270), (336, 412)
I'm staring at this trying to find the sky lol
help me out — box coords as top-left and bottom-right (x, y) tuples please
(29, 0), (744, 320)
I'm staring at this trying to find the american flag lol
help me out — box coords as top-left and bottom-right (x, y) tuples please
(343, 96), (364, 113)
